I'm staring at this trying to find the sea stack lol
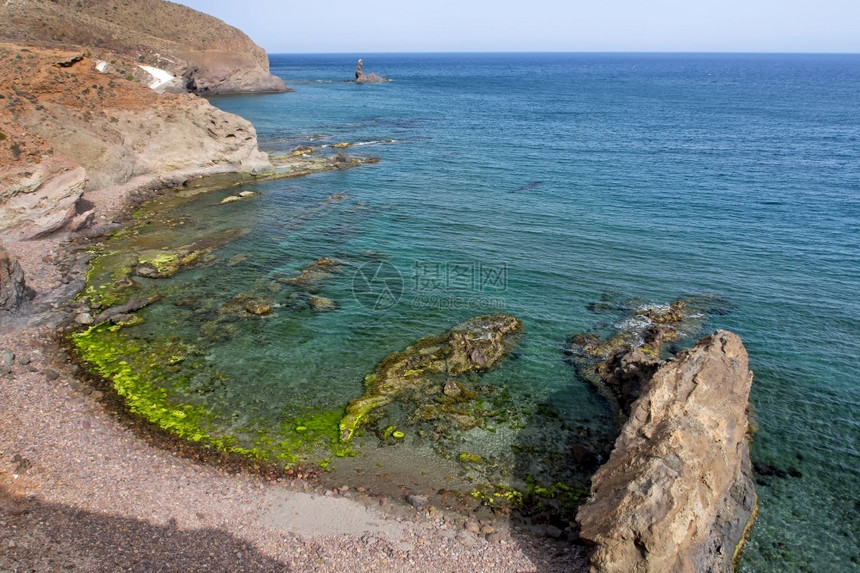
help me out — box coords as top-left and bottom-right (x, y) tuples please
(576, 331), (757, 572)
(354, 58), (390, 83)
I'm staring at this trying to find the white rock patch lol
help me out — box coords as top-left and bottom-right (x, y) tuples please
(138, 65), (176, 90)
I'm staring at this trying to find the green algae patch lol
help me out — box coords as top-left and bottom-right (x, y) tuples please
(79, 250), (139, 309)
(70, 323), (233, 449)
(278, 406), (356, 463)
(136, 250), (204, 279)
(459, 452), (483, 464)
(72, 321), (359, 466)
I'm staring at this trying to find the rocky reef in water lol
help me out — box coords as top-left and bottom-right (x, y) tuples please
(0, 0), (287, 94)
(570, 299), (756, 572)
(339, 314), (523, 442)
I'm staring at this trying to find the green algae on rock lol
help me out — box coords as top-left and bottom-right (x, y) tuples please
(339, 314), (523, 442)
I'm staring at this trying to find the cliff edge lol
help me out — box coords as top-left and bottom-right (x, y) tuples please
(576, 331), (756, 572)
(0, 44), (271, 242)
(0, 0), (287, 94)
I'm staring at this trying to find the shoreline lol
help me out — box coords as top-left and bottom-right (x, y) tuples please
(0, 155), (587, 571)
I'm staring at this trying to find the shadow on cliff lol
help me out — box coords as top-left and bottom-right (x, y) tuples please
(503, 379), (618, 572)
(0, 486), (290, 572)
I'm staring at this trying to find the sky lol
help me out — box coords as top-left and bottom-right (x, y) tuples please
(175, 0), (860, 54)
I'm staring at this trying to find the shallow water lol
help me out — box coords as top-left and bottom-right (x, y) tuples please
(84, 54), (858, 570)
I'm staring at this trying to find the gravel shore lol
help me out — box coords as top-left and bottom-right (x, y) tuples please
(0, 318), (587, 573)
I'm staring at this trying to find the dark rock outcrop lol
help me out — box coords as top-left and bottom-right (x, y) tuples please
(576, 331), (757, 573)
(0, 246), (33, 313)
(567, 299), (703, 421)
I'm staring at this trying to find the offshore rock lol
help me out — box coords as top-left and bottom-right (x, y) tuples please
(353, 59), (390, 84)
(339, 314), (523, 442)
(577, 331), (757, 573)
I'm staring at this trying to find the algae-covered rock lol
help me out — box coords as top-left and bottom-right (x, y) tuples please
(135, 250), (204, 279)
(339, 314), (523, 442)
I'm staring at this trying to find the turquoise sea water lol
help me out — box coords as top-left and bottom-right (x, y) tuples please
(119, 54), (858, 570)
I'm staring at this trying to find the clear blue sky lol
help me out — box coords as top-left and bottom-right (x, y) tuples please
(176, 0), (860, 54)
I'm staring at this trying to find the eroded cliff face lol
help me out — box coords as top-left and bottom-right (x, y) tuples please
(576, 331), (756, 573)
(0, 44), (271, 241)
(0, 0), (287, 94)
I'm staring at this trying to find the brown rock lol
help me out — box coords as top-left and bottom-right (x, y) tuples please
(576, 331), (757, 573)
(0, 0), (288, 94)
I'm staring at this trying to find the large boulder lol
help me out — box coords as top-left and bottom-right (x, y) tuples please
(576, 331), (757, 573)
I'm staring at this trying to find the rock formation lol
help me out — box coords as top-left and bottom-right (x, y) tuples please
(339, 314), (523, 441)
(0, 0), (287, 94)
(353, 59), (390, 84)
(567, 298), (717, 422)
(0, 245), (33, 313)
(576, 331), (757, 572)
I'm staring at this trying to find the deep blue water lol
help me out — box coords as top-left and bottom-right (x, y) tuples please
(190, 53), (859, 570)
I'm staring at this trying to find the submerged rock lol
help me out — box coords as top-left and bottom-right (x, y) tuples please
(279, 257), (344, 287)
(339, 314), (523, 442)
(567, 299), (708, 420)
(577, 331), (756, 572)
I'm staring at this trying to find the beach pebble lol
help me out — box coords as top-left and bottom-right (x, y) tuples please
(546, 525), (563, 539)
(406, 494), (429, 510)
(487, 532), (505, 544)
(0, 349), (14, 365)
(17, 356), (30, 365)
(480, 525), (495, 535)
(44, 368), (60, 381)
(464, 520), (480, 533)
(75, 312), (94, 325)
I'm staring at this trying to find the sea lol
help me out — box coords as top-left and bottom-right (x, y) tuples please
(108, 54), (859, 571)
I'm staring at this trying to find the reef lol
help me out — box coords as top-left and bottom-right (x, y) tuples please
(567, 297), (717, 421)
(339, 314), (523, 442)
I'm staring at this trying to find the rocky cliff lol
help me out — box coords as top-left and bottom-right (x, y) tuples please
(0, 44), (271, 241)
(576, 331), (757, 572)
(0, 0), (287, 94)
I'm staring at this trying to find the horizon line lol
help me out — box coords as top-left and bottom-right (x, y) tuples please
(266, 49), (860, 56)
